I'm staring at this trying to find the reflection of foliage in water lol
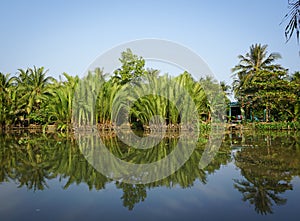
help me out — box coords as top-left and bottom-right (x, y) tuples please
(0, 132), (232, 210)
(116, 182), (147, 211)
(1, 131), (299, 212)
(0, 134), (55, 191)
(0, 133), (110, 191)
(205, 133), (232, 174)
(233, 131), (300, 215)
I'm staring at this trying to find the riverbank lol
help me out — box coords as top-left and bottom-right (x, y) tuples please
(240, 122), (300, 131)
(1, 121), (300, 134)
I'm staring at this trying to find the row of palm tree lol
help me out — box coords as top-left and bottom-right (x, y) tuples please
(0, 67), (81, 132)
(1, 46), (299, 131)
(71, 49), (225, 132)
(1, 49), (227, 132)
(0, 67), (55, 129)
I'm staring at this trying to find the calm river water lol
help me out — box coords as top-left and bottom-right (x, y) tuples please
(0, 131), (299, 221)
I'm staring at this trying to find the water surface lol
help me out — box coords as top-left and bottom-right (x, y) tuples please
(0, 131), (299, 221)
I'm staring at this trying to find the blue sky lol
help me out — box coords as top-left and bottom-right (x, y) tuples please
(0, 0), (299, 86)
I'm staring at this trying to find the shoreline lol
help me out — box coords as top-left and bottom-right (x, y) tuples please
(1, 122), (299, 134)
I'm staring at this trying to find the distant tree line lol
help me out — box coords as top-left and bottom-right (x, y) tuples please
(0, 49), (228, 132)
(1, 45), (298, 132)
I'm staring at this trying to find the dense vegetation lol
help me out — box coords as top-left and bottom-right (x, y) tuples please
(233, 131), (300, 214)
(0, 49), (226, 132)
(1, 45), (299, 132)
(232, 43), (300, 123)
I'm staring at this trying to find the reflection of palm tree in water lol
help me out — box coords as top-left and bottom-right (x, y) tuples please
(0, 133), (233, 210)
(9, 138), (54, 191)
(233, 134), (298, 215)
(234, 177), (291, 215)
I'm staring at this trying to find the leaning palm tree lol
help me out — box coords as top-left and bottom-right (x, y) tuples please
(282, 0), (300, 44)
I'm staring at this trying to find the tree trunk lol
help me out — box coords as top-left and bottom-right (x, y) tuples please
(206, 111), (211, 123)
(251, 109), (254, 122)
(266, 104), (269, 122)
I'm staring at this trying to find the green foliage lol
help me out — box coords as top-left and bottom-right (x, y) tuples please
(282, 0), (300, 44)
(232, 44), (300, 123)
(254, 122), (300, 130)
(247, 70), (295, 122)
(46, 73), (79, 131)
(73, 68), (105, 127)
(1, 131), (300, 212)
(72, 53), (224, 131)
(0, 72), (13, 127)
(0, 132), (230, 206)
(112, 48), (146, 85)
(234, 131), (300, 214)
(0, 50), (228, 132)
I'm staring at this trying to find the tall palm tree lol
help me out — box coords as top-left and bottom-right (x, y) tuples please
(232, 44), (283, 120)
(232, 44), (282, 92)
(16, 66), (55, 125)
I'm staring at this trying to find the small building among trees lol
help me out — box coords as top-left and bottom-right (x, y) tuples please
(228, 102), (242, 123)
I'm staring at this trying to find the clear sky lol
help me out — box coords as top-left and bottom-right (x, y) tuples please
(0, 0), (299, 86)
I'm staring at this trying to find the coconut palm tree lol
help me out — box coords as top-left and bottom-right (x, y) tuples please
(282, 0), (300, 44)
(232, 44), (282, 94)
(0, 72), (14, 129)
(16, 66), (55, 125)
(232, 44), (284, 120)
